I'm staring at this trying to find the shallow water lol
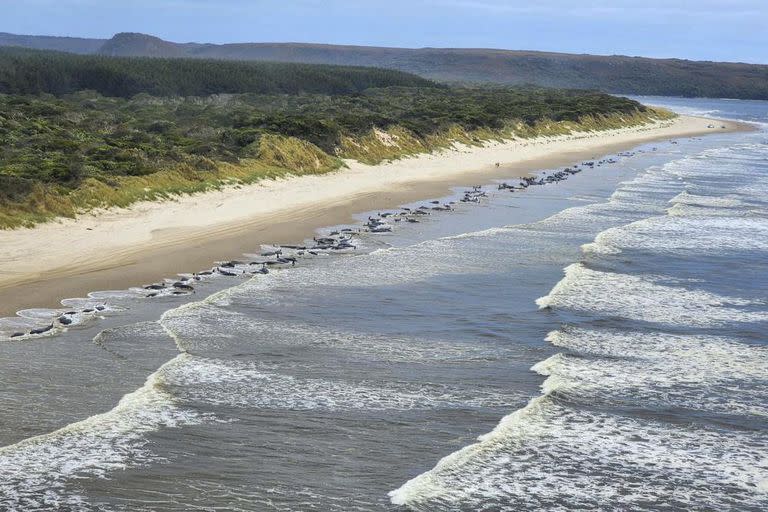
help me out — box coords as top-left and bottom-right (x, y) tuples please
(1, 97), (767, 511)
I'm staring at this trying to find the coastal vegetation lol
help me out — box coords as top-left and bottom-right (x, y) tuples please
(0, 50), (673, 228)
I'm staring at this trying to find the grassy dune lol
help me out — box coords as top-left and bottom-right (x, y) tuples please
(0, 107), (673, 229)
(0, 135), (342, 228)
(341, 108), (675, 165)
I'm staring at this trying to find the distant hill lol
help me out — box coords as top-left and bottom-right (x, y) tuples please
(0, 32), (104, 54)
(98, 32), (196, 58)
(1, 31), (767, 99)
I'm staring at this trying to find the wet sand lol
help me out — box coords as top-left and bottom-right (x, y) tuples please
(0, 116), (750, 316)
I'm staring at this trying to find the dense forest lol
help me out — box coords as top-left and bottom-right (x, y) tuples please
(3, 31), (768, 100)
(0, 47), (433, 97)
(0, 49), (668, 228)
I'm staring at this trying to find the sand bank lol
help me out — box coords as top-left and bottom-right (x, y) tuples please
(0, 115), (749, 315)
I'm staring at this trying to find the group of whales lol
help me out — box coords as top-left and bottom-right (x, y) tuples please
(140, 198), (459, 294)
(7, 147), (651, 339)
(366, 201), (455, 232)
(6, 195), (465, 340)
(495, 151), (645, 191)
(9, 304), (107, 338)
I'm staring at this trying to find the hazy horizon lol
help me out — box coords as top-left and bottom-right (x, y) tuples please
(1, 0), (766, 64)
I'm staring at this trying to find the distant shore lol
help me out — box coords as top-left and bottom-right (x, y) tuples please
(0, 115), (750, 316)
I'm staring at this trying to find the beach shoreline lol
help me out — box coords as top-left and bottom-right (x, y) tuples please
(0, 115), (751, 316)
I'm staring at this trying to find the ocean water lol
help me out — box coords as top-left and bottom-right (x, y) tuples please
(1, 97), (767, 511)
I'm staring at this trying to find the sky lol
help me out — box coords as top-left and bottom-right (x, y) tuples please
(1, 0), (766, 63)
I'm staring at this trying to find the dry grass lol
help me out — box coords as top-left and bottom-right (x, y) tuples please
(340, 108), (675, 165)
(0, 135), (342, 229)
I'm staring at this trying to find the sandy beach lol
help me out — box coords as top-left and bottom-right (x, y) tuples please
(0, 115), (749, 315)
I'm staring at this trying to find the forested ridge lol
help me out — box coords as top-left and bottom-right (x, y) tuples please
(0, 47), (434, 97)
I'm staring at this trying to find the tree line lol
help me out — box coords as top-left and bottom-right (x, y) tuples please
(0, 47), (435, 97)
